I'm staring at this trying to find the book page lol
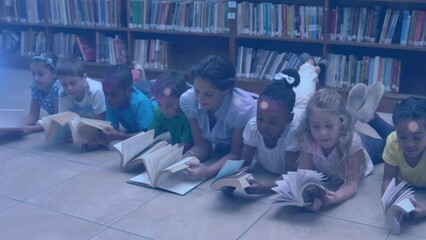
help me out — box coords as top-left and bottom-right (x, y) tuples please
(271, 169), (326, 207)
(142, 144), (174, 184)
(163, 156), (200, 173)
(113, 130), (155, 168)
(211, 160), (246, 185)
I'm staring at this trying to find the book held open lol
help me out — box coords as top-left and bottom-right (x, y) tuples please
(270, 169), (326, 207)
(39, 112), (111, 144)
(209, 160), (253, 191)
(381, 178), (415, 234)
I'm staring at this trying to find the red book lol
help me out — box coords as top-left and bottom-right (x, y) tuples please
(76, 36), (96, 62)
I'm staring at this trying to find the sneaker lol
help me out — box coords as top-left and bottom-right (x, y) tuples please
(347, 83), (368, 118)
(357, 82), (385, 123)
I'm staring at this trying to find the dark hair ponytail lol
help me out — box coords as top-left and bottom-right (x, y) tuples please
(259, 68), (300, 113)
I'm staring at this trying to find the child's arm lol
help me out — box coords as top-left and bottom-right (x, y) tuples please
(93, 111), (106, 120)
(245, 151), (300, 195)
(22, 99), (41, 126)
(240, 144), (255, 167)
(186, 127), (243, 179)
(322, 149), (363, 206)
(382, 162), (399, 194)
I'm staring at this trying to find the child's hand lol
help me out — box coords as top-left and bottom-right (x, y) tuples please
(409, 197), (426, 218)
(306, 197), (322, 211)
(245, 179), (271, 194)
(305, 189), (337, 211)
(321, 189), (340, 205)
(100, 127), (120, 142)
(185, 162), (211, 180)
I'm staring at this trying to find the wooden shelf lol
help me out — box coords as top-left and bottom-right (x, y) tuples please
(0, 21), (46, 28)
(236, 34), (324, 44)
(47, 24), (128, 32)
(129, 28), (230, 38)
(326, 40), (426, 52)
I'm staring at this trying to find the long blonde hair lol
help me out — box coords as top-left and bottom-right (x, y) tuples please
(299, 89), (359, 182)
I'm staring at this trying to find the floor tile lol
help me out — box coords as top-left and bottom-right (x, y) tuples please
(318, 178), (387, 228)
(27, 167), (161, 225)
(0, 203), (103, 240)
(388, 233), (426, 240)
(0, 145), (23, 162)
(91, 228), (149, 240)
(0, 152), (90, 200)
(0, 195), (19, 212)
(0, 131), (118, 167)
(239, 207), (389, 240)
(367, 163), (385, 181)
(113, 189), (270, 240)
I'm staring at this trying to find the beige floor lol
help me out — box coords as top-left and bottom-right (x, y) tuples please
(0, 67), (425, 240)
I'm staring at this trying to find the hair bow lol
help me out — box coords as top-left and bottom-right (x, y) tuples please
(274, 72), (295, 84)
(32, 53), (55, 69)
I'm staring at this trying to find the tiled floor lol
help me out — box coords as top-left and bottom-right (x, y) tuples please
(0, 67), (425, 240)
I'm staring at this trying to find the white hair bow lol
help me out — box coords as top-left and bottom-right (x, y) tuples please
(274, 72), (295, 84)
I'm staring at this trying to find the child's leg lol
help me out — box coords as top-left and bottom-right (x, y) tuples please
(360, 133), (385, 164)
(367, 113), (394, 140)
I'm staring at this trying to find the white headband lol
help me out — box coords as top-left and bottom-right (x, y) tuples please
(274, 72), (295, 84)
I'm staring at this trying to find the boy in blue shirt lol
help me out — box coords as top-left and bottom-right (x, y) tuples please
(102, 65), (155, 141)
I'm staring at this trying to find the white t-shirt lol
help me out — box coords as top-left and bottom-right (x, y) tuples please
(243, 118), (299, 174)
(307, 132), (374, 181)
(58, 78), (106, 118)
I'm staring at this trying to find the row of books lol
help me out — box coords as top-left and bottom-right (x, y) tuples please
(326, 54), (401, 93)
(133, 39), (168, 70)
(0, 30), (46, 56)
(47, 0), (124, 27)
(52, 32), (127, 65)
(237, 2), (324, 39)
(236, 46), (305, 80)
(0, 0), (44, 23)
(330, 6), (426, 47)
(129, 0), (230, 33)
(329, 6), (382, 43)
(400, 10), (426, 47)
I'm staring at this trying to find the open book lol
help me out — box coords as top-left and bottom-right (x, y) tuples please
(113, 130), (168, 169)
(270, 169), (326, 207)
(381, 178), (415, 234)
(209, 160), (253, 191)
(0, 109), (26, 132)
(126, 143), (205, 195)
(39, 112), (111, 144)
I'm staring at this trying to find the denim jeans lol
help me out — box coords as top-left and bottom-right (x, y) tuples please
(359, 113), (395, 164)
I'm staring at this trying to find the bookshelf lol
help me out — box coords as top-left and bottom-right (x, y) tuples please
(1, 0), (426, 112)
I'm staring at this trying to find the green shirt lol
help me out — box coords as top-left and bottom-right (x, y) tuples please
(149, 108), (193, 145)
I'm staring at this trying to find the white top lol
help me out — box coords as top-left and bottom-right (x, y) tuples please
(307, 132), (374, 181)
(294, 63), (317, 110)
(180, 87), (256, 148)
(243, 118), (299, 174)
(58, 78), (106, 118)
